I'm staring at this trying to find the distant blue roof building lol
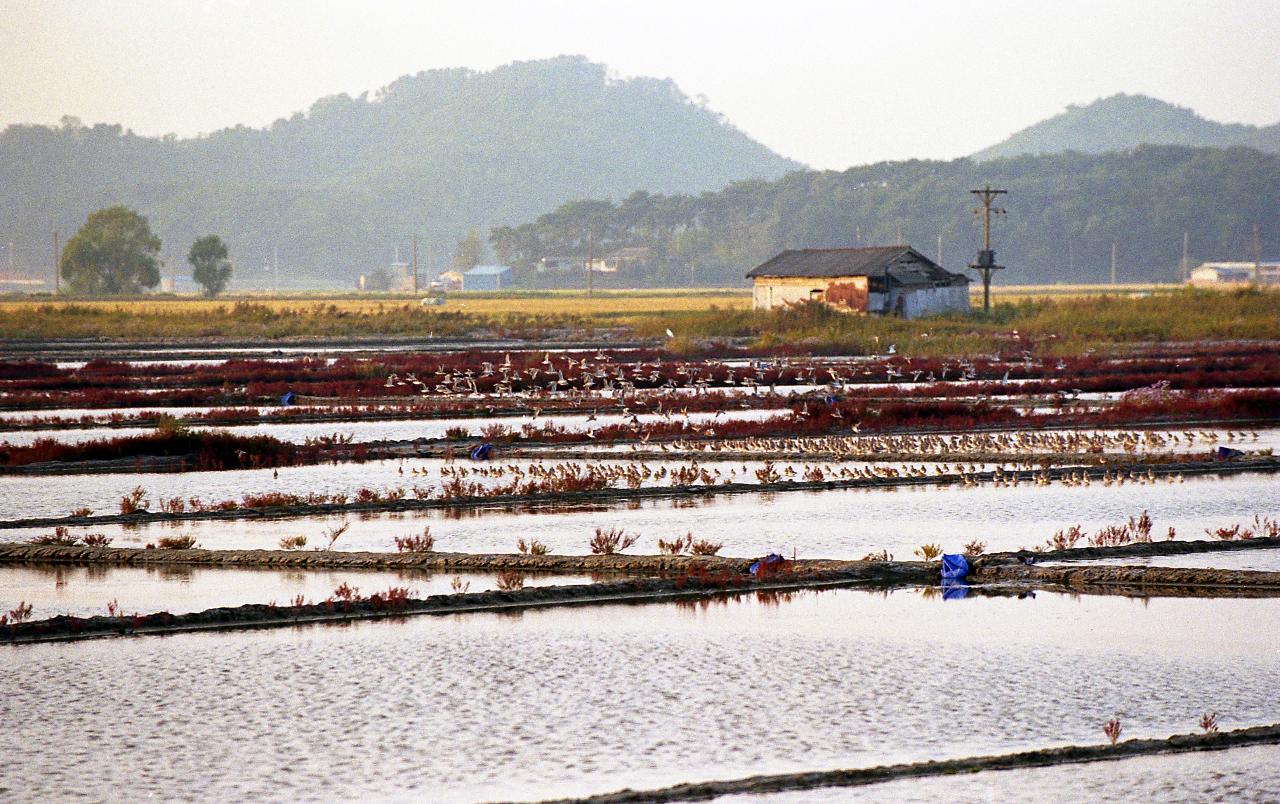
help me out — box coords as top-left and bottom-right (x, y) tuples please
(462, 265), (513, 291)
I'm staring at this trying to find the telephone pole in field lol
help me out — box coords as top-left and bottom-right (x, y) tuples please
(52, 231), (60, 293)
(412, 235), (419, 294)
(585, 231), (594, 298)
(968, 184), (1006, 313)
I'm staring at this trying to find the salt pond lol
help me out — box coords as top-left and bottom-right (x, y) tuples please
(6, 471), (1275, 560)
(4, 589), (1279, 801)
(0, 564), (602, 621)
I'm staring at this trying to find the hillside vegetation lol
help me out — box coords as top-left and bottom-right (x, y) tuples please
(973, 94), (1280, 160)
(0, 56), (798, 288)
(492, 145), (1280, 286)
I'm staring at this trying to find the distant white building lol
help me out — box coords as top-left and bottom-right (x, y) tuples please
(1188, 261), (1280, 287)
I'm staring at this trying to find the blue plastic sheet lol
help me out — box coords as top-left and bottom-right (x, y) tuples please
(279, 391), (296, 406)
(940, 553), (969, 581)
(469, 443), (493, 461)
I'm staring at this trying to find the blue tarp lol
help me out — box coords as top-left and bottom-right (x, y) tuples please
(279, 391), (296, 406)
(941, 553), (969, 581)
(749, 553), (786, 575)
(469, 443), (493, 461)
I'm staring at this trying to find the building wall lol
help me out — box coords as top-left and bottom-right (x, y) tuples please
(891, 284), (970, 319)
(462, 272), (510, 291)
(752, 276), (867, 311)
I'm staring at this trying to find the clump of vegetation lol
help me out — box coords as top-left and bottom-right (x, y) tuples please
(1200, 712), (1219, 733)
(322, 521), (351, 550)
(914, 543), (942, 561)
(450, 576), (470, 594)
(2, 601), (34, 626)
(589, 527), (638, 555)
(1046, 525), (1085, 550)
(495, 571), (526, 591)
(689, 538), (723, 556)
(394, 527), (435, 553)
(861, 549), (893, 561)
(657, 533), (693, 555)
(278, 534), (308, 550)
(156, 533), (198, 549)
(119, 486), (149, 515)
(82, 533), (113, 547)
(962, 539), (986, 556)
(28, 526), (80, 546)
(1103, 718), (1122, 745)
(516, 537), (549, 555)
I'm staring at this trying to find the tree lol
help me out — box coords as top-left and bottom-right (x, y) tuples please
(452, 230), (486, 272)
(60, 206), (161, 295)
(188, 235), (233, 296)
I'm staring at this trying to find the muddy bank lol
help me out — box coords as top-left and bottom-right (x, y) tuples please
(4, 455), (1277, 531)
(532, 723), (1280, 804)
(0, 565), (931, 644)
(987, 535), (1280, 564)
(973, 562), (1280, 595)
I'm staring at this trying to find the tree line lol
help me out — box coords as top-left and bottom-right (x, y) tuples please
(490, 145), (1280, 287)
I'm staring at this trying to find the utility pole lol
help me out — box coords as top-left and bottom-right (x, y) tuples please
(1253, 223), (1262, 284)
(1068, 241), (1075, 276)
(968, 184), (1007, 313)
(936, 233), (943, 267)
(1181, 230), (1190, 283)
(895, 225), (903, 246)
(52, 231), (59, 293)
(585, 231), (593, 298)
(1110, 242), (1117, 285)
(855, 225), (862, 247)
(412, 235), (419, 295)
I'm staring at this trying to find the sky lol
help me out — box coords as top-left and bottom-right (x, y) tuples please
(2, 0), (1279, 170)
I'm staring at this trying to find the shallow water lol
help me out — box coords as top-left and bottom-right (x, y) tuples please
(721, 744), (1280, 803)
(1056, 545), (1280, 573)
(0, 407), (786, 447)
(6, 471), (1274, 560)
(3, 589), (1279, 801)
(0, 564), (601, 621)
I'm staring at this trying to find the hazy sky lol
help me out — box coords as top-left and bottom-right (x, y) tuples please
(3, 0), (1279, 169)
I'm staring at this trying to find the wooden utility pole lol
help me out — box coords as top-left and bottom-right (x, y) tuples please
(1181, 230), (1189, 283)
(52, 231), (59, 293)
(968, 184), (1007, 313)
(1254, 223), (1262, 283)
(1110, 242), (1117, 285)
(585, 231), (593, 298)
(412, 235), (419, 294)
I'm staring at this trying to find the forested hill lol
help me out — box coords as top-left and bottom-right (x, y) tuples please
(0, 56), (799, 287)
(491, 145), (1280, 287)
(973, 94), (1280, 160)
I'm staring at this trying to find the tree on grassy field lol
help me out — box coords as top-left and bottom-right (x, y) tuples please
(60, 206), (161, 295)
(188, 235), (233, 296)
(452, 230), (486, 273)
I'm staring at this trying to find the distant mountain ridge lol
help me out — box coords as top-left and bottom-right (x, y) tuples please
(973, 94), (1280, 160)
(0, 55), (800, 287)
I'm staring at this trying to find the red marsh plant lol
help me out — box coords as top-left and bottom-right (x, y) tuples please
(291, 594), (309, 608)
(119, 486), (149, 515)
(1200, 712), (1219, 733)
(589, 527), (638, 555)
(28, 526), (80, 546)
(1046, 525), (1085, 551)
(689, 538), (723, 556)
(82, 533), (113, 547)
(658, 533), (694, 556)
(394, 526), (435, 553)
(1128, 510), (1153, 543)
(450, 576), (470, 594)
(106, 599), (120, 617)
(963, 539), (987, 556)
(156, 533), (198, 549)
(516, 537), (550, 555)
(495, 571), (526, 591)
(278, 534), (308, 550)
(70, 507), (93, 518)
(1103, 718), (1122, 745)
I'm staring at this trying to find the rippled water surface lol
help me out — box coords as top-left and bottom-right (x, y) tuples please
(0, 564), (601, 620)
(4, 590), (1279, 801)
(6, 471), (1274, 560)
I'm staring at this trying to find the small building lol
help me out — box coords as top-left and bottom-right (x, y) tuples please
(746, 246), (970, 318)
(1188, 261), (1280, 287)
(462, 265), (513, 291)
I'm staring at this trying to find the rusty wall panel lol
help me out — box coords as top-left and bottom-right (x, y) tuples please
(824, 281), (868, 312)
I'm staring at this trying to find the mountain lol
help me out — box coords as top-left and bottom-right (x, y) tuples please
(973, 94), (1280, 161)
(493, 145), (1280, 287)
(0, 56), (800, 288)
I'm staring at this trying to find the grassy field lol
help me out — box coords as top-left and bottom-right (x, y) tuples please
(2, 285), (1276, 355)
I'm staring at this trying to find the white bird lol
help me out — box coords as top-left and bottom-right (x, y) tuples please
(665, 329), (675, 339)
(887, 344), (897, 355)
